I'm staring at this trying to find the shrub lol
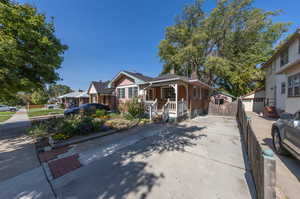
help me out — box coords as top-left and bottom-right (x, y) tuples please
(27, 123), (48, 138)
(95, 109), (107, 117)
(119, 98), (145, 119)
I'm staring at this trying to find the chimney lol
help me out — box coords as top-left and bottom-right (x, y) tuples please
(170, 66), (175, 75)
(191, 66), (198, 80)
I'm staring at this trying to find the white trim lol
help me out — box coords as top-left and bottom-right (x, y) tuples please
(148, 78), (181, 84)
(116, 84), (138, 88)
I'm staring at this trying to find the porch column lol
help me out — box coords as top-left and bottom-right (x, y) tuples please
(175, 83), (178, 118)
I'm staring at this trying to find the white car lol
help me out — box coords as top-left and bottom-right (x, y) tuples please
(0, 105), (17, 112)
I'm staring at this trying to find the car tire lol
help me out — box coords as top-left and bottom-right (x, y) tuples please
(272, 128), (289, 155)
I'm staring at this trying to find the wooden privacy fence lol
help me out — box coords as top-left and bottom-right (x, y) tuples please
(208, 100), (238, 116)
(236, 99), (276, 199)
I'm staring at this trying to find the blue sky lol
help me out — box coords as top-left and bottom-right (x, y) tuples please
(17, 0), (299, 91)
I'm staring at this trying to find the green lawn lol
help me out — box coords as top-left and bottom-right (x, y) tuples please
(0, 112), (15, 123)
(28, 108), (64, 118)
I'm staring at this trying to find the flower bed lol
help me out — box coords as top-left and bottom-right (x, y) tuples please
(28, 115), (104, 142)
(28, 112), (150, 146)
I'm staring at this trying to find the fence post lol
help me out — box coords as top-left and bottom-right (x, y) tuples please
(262, 149), (276, 199)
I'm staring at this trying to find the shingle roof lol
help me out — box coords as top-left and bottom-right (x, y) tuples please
(123, 70), (154, 82)
(150, 74), (190, 82)
(90, 81), (114, 94)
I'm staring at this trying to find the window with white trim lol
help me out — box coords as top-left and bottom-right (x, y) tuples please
(163, 87), (175, 100)
(117, 88), (125, 99)
(128, 87), (138, 98)
(280, 49), (289, 67)
(288, 73), (300, 97)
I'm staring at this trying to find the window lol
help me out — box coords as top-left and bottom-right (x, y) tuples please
(288, 73), (300, 97)
(193, 87), (197, 99)
(163, 87), (175, 100)
(254, 98), (264, 102)
(117, 88), (125, 99)
(281, 82), (286, 94)
(134, 87), (138, 97)
(128, 87), (133, 98)
(280, 49), (289, 67)
(146, 89), (153, 100)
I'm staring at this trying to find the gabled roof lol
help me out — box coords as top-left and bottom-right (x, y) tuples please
(58, 91), (89, 99)
(88, 81), (114, 94)
(148, 74), (212, 89)
(241, 87), (265, 98)
(123, 70), (154, 82)
(262, 28), (300, 68)
(108, 70), (153, 87)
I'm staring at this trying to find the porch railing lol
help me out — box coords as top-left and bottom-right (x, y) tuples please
(177, 99), (188, 117)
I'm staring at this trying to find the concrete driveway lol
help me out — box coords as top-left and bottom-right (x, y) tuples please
(51, 116), (254, 199)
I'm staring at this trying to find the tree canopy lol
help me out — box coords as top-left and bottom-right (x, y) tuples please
(0, 0), (68, 101)
(48, 84), (73, 98)
(158, 0), (290, 96)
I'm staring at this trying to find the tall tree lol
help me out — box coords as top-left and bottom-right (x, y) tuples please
(0, 0), (68, 101)
(48, 84), (73, 98)
(158, 0), (290, 96)
(31, 88), (49, 105)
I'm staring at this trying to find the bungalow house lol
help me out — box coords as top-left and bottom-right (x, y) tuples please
(102, 70), (212, 121)
(87, 81), (115, 109)
(263, 28), (300, 114)
(57, 91), (89, 108)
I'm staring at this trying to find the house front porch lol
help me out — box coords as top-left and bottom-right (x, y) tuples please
(141, 79), (210, 121)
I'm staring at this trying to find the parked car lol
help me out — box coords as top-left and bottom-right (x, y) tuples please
(45, 104), (59, 109)
(64, 103), (110, 116)
(272, 111), (300, 160)
(0, 105), (17, 112)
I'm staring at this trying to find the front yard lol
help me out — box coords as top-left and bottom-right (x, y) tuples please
(0, 112), (15, 123)
(28, 108), (64, 118)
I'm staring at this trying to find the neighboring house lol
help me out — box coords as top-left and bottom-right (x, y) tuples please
(89, 70), (213, 120)
(241, 88), (265, 113)
(263, 28), (300, 114)
(212, 92), (236, 105)
(57, 91), (89, 108)
(138, 73), (212, 119)
(87, 81), (115, 109)
(108, 70), (154, 104)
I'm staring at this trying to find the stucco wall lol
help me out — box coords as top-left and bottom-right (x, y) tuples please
(242, 90), (265, 113)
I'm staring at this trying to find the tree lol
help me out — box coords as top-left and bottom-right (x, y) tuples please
(31, 88), (49, 105)
(158, 0), (290, 96)
(48, 84), (73, 98)
(0, 0), (68, 100)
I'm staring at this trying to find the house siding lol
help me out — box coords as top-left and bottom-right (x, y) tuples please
(265, 34), (300, 113)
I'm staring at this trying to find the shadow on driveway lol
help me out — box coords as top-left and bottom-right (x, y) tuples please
(54, 124), (208, 199)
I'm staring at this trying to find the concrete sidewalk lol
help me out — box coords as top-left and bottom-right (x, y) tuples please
(0, 108), (40, 182)
(0, 167), (55, 199)
(247, 112), (300, 199)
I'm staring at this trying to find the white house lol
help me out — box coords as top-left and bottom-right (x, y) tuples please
(241, 88), (265, 113)
(263, 28), (300, 114)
